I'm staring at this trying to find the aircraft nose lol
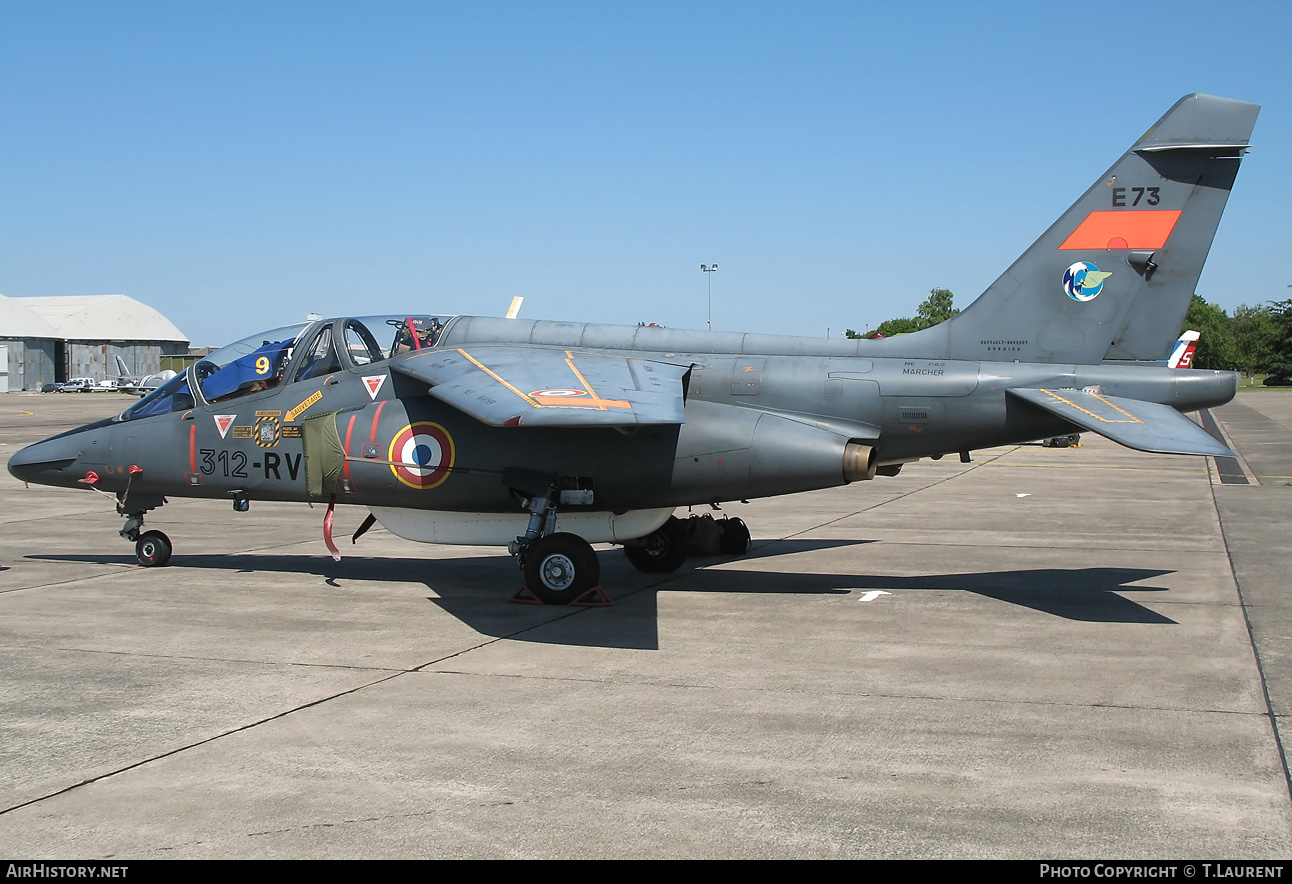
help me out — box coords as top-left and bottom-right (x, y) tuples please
(7, 434), (92, 488)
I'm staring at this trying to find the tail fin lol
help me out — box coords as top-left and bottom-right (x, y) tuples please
(1167, 330), (1200, 368)
(936, 94), (1259, 364)
(113, 354), (132, 381)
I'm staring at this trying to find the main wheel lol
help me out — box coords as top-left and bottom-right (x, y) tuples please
(624, 516), (688, 573)
(523, 533), (600, 605)
(719, 517), (751, 555)
(135, 530), (172, 567)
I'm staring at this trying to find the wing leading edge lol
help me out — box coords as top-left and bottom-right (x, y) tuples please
(1008, 388), (1233, 458)
(391, 346), (691, 427)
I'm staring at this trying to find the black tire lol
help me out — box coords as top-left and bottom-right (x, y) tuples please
(719, 517), (751, 555)
(523, 533), (600, 605)
(135, 530), (172, 567)
(624, 516), (689, 573)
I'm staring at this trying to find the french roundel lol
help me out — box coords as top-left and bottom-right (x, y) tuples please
(388, 422), (455, 489)
(530, 389), (587, 398)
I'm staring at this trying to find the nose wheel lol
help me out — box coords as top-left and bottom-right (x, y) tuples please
(135, 530), (172, 567)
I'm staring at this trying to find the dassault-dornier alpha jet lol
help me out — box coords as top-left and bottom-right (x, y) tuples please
(113, 355), (178, 397)
(8, 94), (1258, 604)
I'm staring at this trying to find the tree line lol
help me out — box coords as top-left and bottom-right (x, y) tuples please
(1180, 294), (1292, 383)
(844, 288), (959, 339)
(846, 289), (1292, 385)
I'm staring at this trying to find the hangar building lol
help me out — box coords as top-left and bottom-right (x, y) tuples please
(0, 296), (59, 392)
(0, 294), (189, 391)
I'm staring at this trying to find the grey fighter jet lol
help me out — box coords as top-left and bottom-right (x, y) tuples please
(8, 94), (1257, 604)
(113, 355), (178, 397)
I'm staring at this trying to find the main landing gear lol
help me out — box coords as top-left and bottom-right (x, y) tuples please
(521, 533), (602, 605)
(508, 485), (604, 605)
(622, 514), (750, 574)
(623, 515), (688, 573)
(505, 481), (758, 603)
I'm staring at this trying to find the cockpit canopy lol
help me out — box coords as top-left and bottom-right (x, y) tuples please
(120, 314), (455, 421)
(198, 322), (308, 402)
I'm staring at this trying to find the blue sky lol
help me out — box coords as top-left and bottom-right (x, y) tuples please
(2, 1), (1288, 346)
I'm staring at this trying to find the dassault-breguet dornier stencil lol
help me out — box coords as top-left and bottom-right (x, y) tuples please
(9, 94), (1258, 604)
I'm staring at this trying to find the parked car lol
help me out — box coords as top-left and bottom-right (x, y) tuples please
(59, 377), (97, 392)
(40, 382), (65, 393)
(93, 379), (119, 391)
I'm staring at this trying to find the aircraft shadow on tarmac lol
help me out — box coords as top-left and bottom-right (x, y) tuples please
(28, 539), (1175, 650)
(678, 565), (1177, 625)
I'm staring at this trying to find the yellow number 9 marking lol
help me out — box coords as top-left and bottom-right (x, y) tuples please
(255, 356), (271, 375)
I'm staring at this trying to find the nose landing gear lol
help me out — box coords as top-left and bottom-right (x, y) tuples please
(117, 490), (172, 568)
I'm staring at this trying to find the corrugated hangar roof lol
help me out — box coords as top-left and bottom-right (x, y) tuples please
(0, 294), (60, 339)
(11, 294), (188, 343)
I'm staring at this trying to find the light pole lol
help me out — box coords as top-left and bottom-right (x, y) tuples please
(700, 264), (718, 330)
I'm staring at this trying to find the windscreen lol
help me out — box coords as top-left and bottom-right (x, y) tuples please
(120, 372), (196, 420)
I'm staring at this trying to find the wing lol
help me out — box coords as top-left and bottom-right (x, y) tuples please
(391, 345), (690, 427)
(1008, 387), (1233, 457)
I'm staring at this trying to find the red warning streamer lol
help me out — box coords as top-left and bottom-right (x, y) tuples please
(323, 495), (341, 562)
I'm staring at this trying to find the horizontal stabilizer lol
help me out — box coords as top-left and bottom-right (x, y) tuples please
(1008, 388), (1233, 457)
(392, 346), (690, 427)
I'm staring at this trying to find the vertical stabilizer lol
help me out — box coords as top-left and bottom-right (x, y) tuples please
(1167, 330), (1200, 368)
(934, 94), (1258, 364)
